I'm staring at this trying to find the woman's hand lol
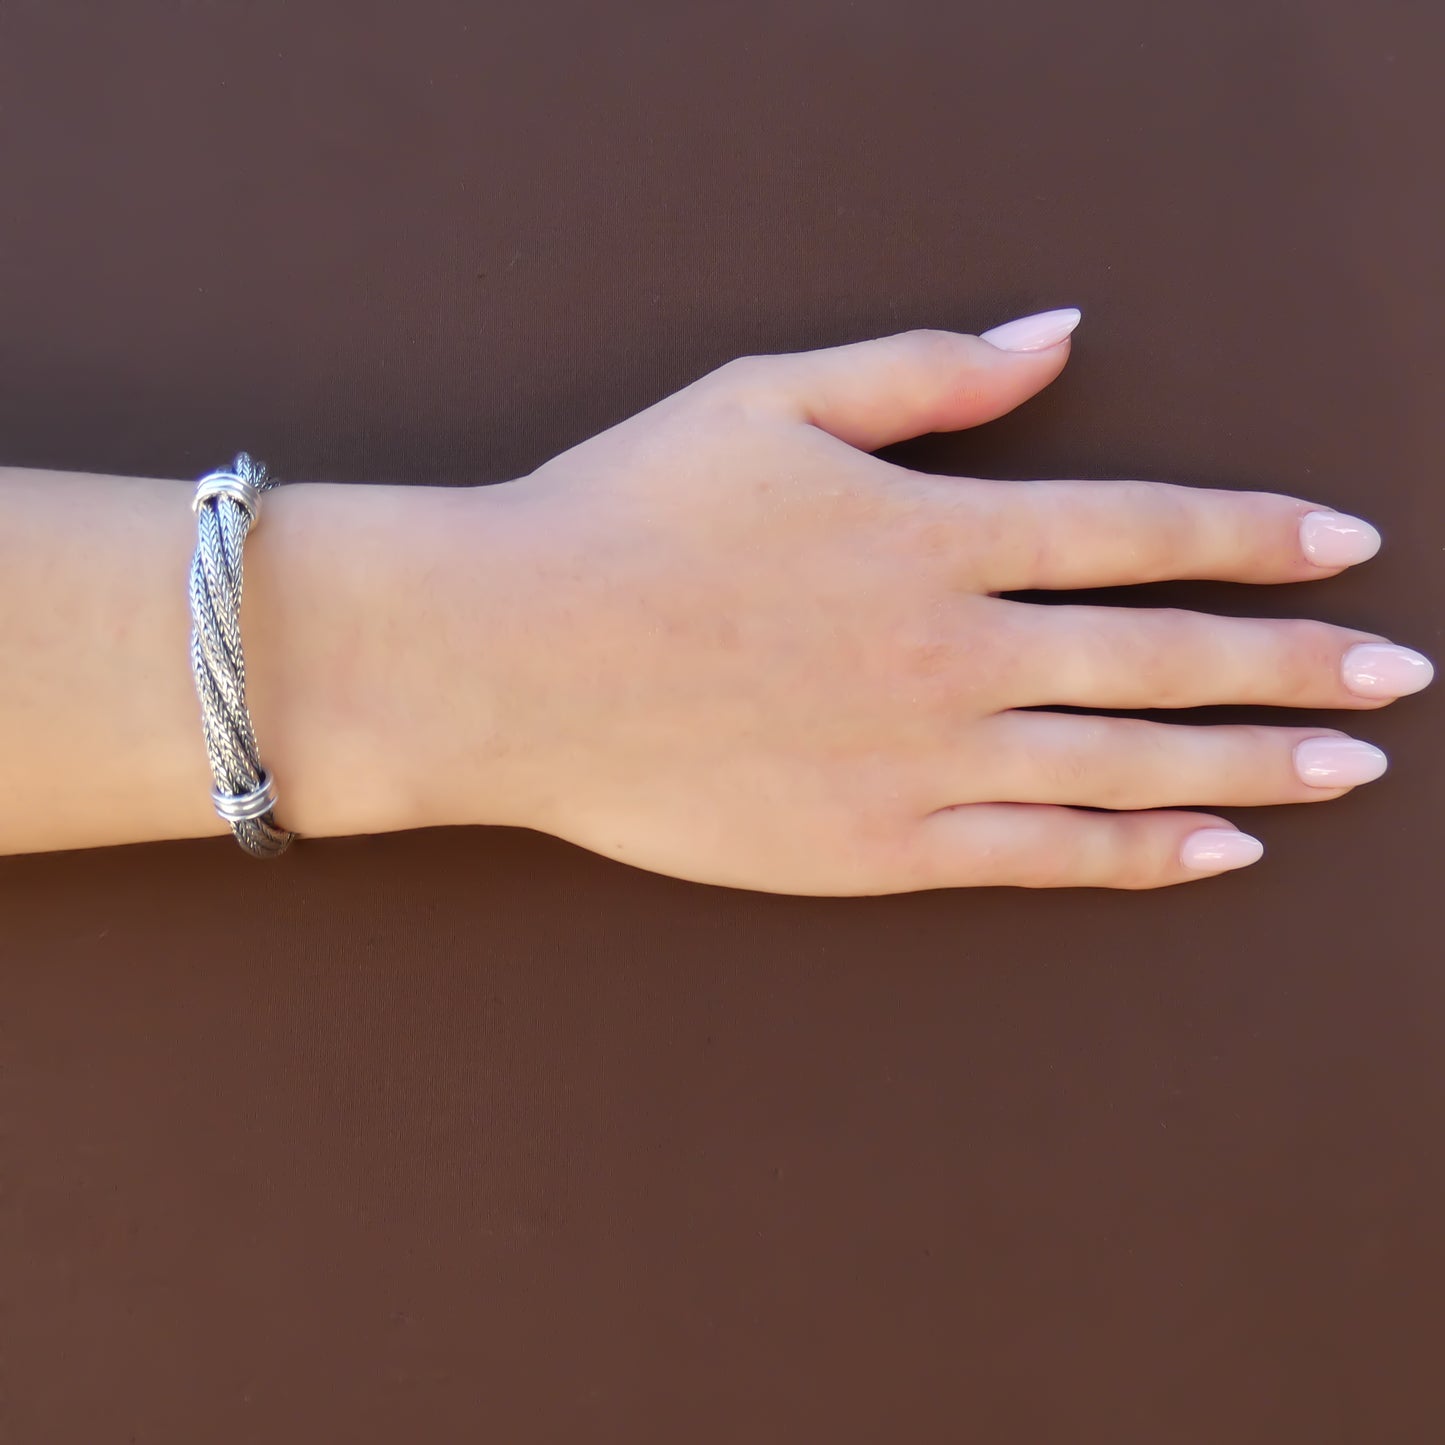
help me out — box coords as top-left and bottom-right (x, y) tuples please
(433, 309), (1434, 894)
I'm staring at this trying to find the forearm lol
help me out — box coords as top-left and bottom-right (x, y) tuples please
(0, 465), (520, 855)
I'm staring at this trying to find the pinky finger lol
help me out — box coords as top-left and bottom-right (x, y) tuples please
(916, 803), (1264, 890)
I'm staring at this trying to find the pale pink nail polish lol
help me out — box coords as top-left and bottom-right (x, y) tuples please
(1180, 828), (1264, 873)
(979, 307), (1082, 352)
(1293, 737), (1388, 787)
(1341, 643), (1435, 699)
(1299, 510), (1381, 567)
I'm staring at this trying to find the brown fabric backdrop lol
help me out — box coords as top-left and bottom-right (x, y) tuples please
(3, 2), (1442, 1440)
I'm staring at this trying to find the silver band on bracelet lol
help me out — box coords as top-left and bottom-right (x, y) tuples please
(188, 452), (297, 858)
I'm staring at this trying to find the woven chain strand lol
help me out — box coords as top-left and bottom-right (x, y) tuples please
(188, 451), (297, 857)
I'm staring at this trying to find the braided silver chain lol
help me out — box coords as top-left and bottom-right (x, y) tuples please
(188, 452), (297, 858)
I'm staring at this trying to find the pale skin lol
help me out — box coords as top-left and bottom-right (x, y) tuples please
(0, 310), (1434, 891)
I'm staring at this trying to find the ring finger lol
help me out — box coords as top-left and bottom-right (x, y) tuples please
(1001, 602), (1435, 711)
(947, 711), (1388, 811)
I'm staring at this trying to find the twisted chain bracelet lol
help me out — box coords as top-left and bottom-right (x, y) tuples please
(188, 452), (297, 858)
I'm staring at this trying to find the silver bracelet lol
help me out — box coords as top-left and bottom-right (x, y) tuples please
(187, 451), (297, 858)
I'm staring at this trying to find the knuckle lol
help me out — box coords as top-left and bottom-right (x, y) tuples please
(1027, 852), (1083, 889)
(703, 353), (775, 396)
(836, 797), (940, 893)
(1081, 481), (1190, 571)
(903, 482), (1010, 569)
(1037, 731), (1110, 797)
(1274, 619), (1349, 697)
(1118, 609), (1201, 707)
(895, 629), (955, 687)
(1242, 491), (1305, 563)
(1011, 814), (1090, 889)
(891, 606), (1012, 714)
(1101, 817), (1180, 890)
(892, 328), (997, 422)
(1138, 488), (1197, 567)
(1285, 616), (1344, 655)
(898, 326), (963, 360)
(1116, 846), (1177, 890)
(885, 327), (975, 384)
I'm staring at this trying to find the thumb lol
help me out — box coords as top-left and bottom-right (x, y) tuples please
(741, 308), (1081, 453)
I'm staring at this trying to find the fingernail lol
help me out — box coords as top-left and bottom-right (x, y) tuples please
(1341, 643), (1435, 699)
(980, 306), (1082, 352)
(1180, 828), (1264, 873)
(1299, 510), (1381, 567)
(1293, 737), (1388, 787)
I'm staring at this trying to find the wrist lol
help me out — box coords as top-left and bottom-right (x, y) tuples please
(241, 476), (536, 842)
